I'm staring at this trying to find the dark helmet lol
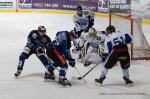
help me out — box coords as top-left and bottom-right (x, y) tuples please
(38, 26), (46, 33)
(106, 25), (116, 34)
(75, 5), (83, 11)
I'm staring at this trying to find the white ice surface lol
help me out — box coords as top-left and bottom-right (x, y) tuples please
(0, 13), (150, 99)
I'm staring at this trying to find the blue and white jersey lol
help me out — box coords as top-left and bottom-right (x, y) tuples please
(26, 30), (40, 50)
(55, 31), (67, 44)
(53, 31), (72, 60)
(104, 31), (132, 54)
(73, 10), (95, 32)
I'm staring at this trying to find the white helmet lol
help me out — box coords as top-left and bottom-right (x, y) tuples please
(88, 28), (96, 36)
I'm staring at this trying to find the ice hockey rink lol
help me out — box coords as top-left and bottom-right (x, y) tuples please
(0, 13), (150, 99)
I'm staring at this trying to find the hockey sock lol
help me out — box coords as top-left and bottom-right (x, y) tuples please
(100, 66), (108, 78)
(45, 64), (55, 73)
(59, 68), (67, 77)
(17, 61), (25, 70)
(122, 68), (129, 78)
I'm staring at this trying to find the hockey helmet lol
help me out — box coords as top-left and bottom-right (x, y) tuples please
(70, 30), (78, 40)
(75, 5), (82, 11)
(106, 25), (116, 34)
(38, 26), (46, 33)
(88, 27), (96, 37)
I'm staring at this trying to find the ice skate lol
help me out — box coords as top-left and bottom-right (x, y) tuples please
(59, 76), (71, 86)
(44, 71), (55, 82)
(123, 77), (133, 86)
(14, 70), (22, 77)
(95, 77), (106, 85)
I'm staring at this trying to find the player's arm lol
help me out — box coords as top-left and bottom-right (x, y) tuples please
(27, 30), (40, 48)
(104, 37), (112, 54)
(73, 15), (83, 37)
(84, 10), (95, 32)
(56, 32), (71, 60)
(124, 33), (132, 44)
(43, 35), (54, 50)
(78, 33), (87, 48)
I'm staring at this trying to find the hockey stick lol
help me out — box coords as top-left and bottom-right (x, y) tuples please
(74, 62), (100, 80)
(74, 66), (87, 83)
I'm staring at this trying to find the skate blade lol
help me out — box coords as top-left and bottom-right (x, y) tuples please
(58, 82), (72, 87)
(126, 83), (134, 87)
(95, 81), (103, 86)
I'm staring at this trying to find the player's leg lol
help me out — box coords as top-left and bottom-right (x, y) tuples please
(59, 65), (71, 85)
(36, 47), (55, 80)
(98, 43), (107, 62)
(72, 39), (81, 53)
(95, 51), (118, 84)
(84, 44), (94, 66)
(14, 47), (31, 77)
(46, 47), (71, 85)
(119, 51), (133, 85)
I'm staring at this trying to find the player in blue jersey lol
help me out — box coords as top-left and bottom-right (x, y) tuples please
(95, 25), (133, 86)
(38, 33), (71, 86)
(14, 26), (55, 80)
(52, 30), (77, 68)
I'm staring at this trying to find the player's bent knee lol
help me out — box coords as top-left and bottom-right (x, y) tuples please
(19, 52), (29, 61)
(121, 64), (130, 69)
(23, 47), (31, 54)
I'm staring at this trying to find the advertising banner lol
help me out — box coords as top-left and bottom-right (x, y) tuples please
(109, 0), (131, 13)
(0, 0), (15, 9)
(61, 1), (97, 11)
(19, 0), (32, 9)
(31, 0), (97, 11)
(32, 0), (61, 9)
(97, 0), (108, 13)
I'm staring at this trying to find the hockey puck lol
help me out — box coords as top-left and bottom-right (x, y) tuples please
(78, 77), (83, 80)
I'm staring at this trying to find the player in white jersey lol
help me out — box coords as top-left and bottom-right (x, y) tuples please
(72, 6), (95, 53)
(73, 5), (95, 37)
(95, 25), (133, 86)
(77, 27), (106, 66)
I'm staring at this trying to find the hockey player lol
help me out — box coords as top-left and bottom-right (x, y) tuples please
(73, 5), (95, 37)
(52, 30), (76, 68)
(77, 27), (106, 66)
(14, 26), (55, 80)
(95, 25), (133, 86)
(38, 34), (71, 86)
(72, 5), (95, 52)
